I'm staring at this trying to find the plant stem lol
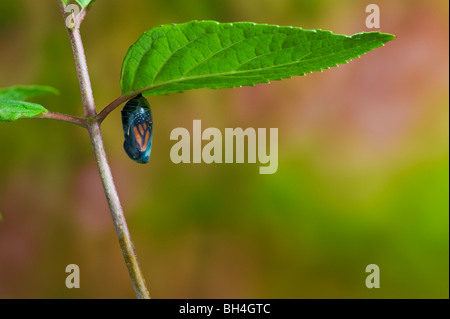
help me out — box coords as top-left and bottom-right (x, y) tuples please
(34, 111), (87, 128)
(97, 94), (127, 123)
(59, 1), (150, 299)
(97, 91), (138, 123)
(66, 25), (95, 118)
(87, 121), (151, 299)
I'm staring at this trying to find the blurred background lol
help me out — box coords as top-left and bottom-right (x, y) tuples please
(0, 0), (448, 298)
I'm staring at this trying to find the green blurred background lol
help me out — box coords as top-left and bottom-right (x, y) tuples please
(0, 0), (448, 298)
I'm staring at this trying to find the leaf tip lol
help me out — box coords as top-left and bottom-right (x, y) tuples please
(378, 32), (396, 44)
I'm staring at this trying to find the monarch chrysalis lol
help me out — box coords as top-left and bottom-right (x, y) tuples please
(121, 94), (153, 164)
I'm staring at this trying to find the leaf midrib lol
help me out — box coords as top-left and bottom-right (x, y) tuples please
(131, 37), (381, 94)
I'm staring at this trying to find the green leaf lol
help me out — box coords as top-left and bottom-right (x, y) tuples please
(0, 85), (59, 101)
(76, 0), (96, 8)
(0, 85), (56, 122)
(0, 100), (47, 122)
(61, 0), (96, 9)
(121, 21), (395, 97)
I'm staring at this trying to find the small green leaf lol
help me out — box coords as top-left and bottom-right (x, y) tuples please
(121, 21), (395, 97)
(0, 85), (59, 101)
(0, 213), (2, 223)
(76, 0), (96, 8)
(0, 100), (47, 122)
(62, 0), (96, 9)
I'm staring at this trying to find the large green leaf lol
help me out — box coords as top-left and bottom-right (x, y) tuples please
(0, 85), (59, 101)
(121, 21), (395, 97)
(0, 100), (47, 122)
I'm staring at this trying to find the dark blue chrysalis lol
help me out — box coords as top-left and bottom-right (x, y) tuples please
(121, 94), (153, 164)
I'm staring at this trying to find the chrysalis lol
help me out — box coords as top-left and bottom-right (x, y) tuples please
(121, 94), (153, 164)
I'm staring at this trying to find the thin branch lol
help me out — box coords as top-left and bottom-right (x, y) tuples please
(59, 0), (151, 299)
(75, 9), (88, 27)
(97, 93), (135, 123)
(59, 1), (96, 117)
(33, 111), (87, 128)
